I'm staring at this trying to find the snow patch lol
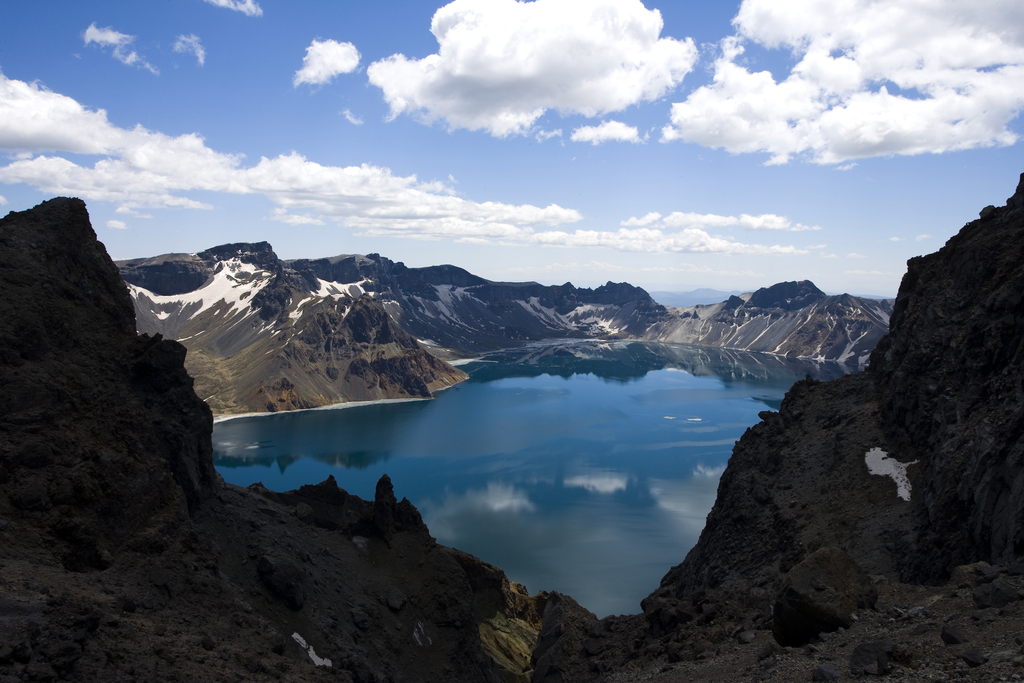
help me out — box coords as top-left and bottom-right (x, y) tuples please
(413, 622), (432, 647)
(128, 258), (272, 324)
(864, 447), (918, 501)
(291, 632), (332, 667)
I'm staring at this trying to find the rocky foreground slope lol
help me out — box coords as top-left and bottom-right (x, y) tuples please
(527, 174), (1024, 681)
(0, 199), (541, 683)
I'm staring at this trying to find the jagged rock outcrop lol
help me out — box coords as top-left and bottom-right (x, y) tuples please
(871, 173), (1024, 577)
(660, 171), (1024, 599)
(0, 198), (541, 682)
(0, 197), (217, 570)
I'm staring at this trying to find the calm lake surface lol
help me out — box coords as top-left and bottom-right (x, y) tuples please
(213, 341), (854, 617)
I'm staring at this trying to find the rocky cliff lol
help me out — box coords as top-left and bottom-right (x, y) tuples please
(0, 199), (542, 682)
(120, 244), (467, 415)
(526, 173), (1024, 681)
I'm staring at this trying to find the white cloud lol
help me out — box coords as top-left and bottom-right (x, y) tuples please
(173, 34), (205, 66)
(341, 109), (363, 125)
(367, 0), (698, 137)
(293, 39), (361, 87)
(0, 71), (580, 242)
(0, 72), (816, 258)
(535, 129), (562, 143)
(847, 252), (866, 258)
(915, 234), (931, 241)
(889, 236), (903, 241)
(267, 208), (325, 226)
(529, 226), (805, 255)
(0, 195), (7, 205)
(106, 219), (128, 230)
(621, 212), (661, 227)
(203, 0), (262, 17)
(501, 260), (765, 278)
(836, 163), (858, 171)
(662, 0), (1024, 164)
(623, 211), (821, 232)
(571, 120), (644, 145)
(83, 23), (158, 74)
(115, 206), (152, 218)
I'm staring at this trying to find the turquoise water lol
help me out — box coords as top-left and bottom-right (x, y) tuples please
(214, 341), (853, 617)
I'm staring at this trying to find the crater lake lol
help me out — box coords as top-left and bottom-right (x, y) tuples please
(213, 341), (854, 617)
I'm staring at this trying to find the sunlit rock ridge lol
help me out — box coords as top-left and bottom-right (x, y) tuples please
(118, 244), (468, 415)
(120, 247), (892, 414)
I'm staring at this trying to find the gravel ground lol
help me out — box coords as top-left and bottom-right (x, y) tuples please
(600, 572), (1024, 683)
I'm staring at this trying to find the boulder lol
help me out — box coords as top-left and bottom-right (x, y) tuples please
(773, 547), (877, 646)
(849, 641), (895, 676)
(256, 555), (305, 611)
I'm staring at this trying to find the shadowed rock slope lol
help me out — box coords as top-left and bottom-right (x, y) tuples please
(0, 198), (542, 683)
(527, 173), (1024, 681)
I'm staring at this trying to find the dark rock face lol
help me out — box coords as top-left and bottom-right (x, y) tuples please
(0, 198), (217, 570)
(0, 198), (538, 682)
(531, 593), (598, 683)
(661, 171), (1024, 603)
(871, 172), (1024, 577)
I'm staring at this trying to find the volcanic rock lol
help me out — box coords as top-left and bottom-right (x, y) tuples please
(772, 547), (877, 646)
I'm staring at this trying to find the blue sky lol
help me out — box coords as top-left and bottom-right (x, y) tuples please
(1, 0), (1022, 296)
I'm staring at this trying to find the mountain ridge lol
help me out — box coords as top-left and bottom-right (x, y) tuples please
(120, 249), (892, 414)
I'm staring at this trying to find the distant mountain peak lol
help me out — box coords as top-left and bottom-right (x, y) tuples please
(746, 280), (826, 311)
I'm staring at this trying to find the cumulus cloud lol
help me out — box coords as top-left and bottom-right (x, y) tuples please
(0, 72), (813, 257)
(0, 71), (580, 241)
(266, 208), (325, 226)
(293, 39), (361, 87)
(623, 211), (820, 232)
(115, 206), (152, 218)
(889, 236), (903, 241)
(528, 226), (805, 254)
(106, 219), (128, 230)
(203, 0), (262, 17)
(535, 129), (562, 143)
(915, 234), (931, 241)
(83, 23), (158, 74)
(662, 0), (1024, 164)
(571, 120), (644, 145)
(0, 195), (8, 205)
(500, 260), (765, 278)
(173, 34), (205, 66)
(367, 0), (698, 137)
